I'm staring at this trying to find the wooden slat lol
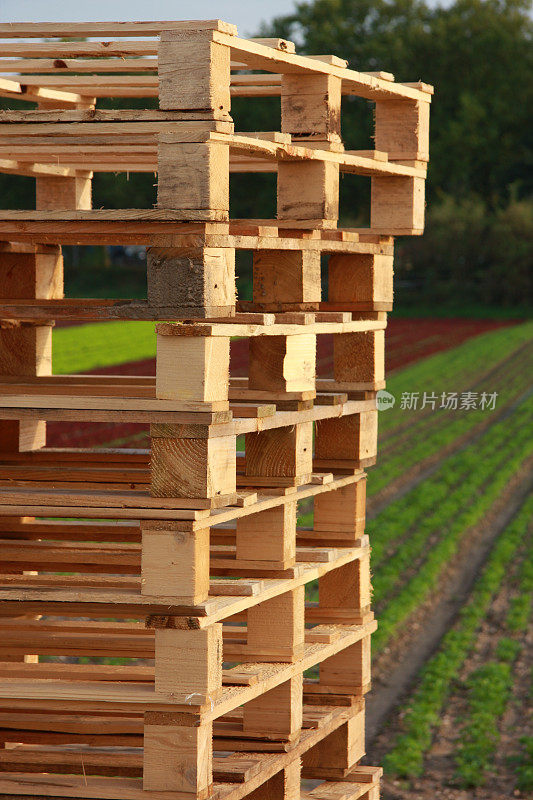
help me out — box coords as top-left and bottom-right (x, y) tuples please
(0, 21), (238, 37)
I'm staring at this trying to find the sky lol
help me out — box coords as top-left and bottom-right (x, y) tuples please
(0, 0), (298, 38)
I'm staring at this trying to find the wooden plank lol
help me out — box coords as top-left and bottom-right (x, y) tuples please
(0, 705), (356, 800)
(0, 542), (370, 624)
(211, 32), (432, 102)
(0, 20), (238, 37)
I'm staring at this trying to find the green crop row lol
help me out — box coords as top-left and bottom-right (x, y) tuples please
(380, 333), (527, 453)
(374, 432), (528, 612)
(371, 410), (531, 610)
(454, 661), (514, 787)
(370, 354), (531, 496)
(379, 326), (531, 454)
(373, 406), (532, 653)
(376, 348), (528, 469)
(454, 533), (533, 786)
(380, 321), (533, 434)
(382, 492), (533, 780)
(510, 736), (533, 794)
(369, 393), (533, 576)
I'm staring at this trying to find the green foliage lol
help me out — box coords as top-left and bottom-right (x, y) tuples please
(373, 394), (533, 652)
(263, 0), (533, 309)
(379, 321), (533, 434)
(455, 661), (514, 786)
(453, 538), (532, 788)
(510, 736), (533, 792)
(2, 0), (531, 308)
(394, 195), (533, 308)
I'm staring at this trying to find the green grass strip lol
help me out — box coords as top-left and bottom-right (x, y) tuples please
(382, 492), (533, 779)
(53, 321), (156, 374)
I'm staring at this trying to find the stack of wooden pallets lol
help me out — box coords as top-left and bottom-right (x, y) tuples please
(0, 19), (432, 800)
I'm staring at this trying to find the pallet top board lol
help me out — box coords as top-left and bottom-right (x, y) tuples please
(0, 20), (239, 36)
(0, 21), (432, 104)
(0, 619), (375, 716)
(0, 308), (384, 334)
(0, 219), (396, 248)
(0, 72), (432, 101)
(0, 129), (427, 178)
(0, 386), (375, 430)
(0, 704), (357, 800)
(0, 538), (369, 622)
(0, 471), (365, 527)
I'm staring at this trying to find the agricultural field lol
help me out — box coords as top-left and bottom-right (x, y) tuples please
(50, 317), (533, 797)
(372, 493), (532, 799)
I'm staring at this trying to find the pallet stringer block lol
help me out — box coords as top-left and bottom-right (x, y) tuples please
(147, 245), (236, 317)
(249, 333), (316, 395)
(314, 412), (378, 470)
(252, 249), (322, 311)
(327, 252), (394, 311)
(236, 501), (297, 569)
(313, 478), (367, 542)
(158, 27), (232, 116)
(245, 421), (314, 486)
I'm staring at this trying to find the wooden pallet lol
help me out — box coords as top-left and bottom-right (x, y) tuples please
(0, 16), (432, 800)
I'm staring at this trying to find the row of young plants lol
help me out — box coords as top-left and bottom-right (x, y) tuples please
(379, 321), (533, 435)
(369, 346), (532, 496)
(381, 492), (533, 779)
(368, 393), (533, 579)
(378, 335), (528, 461)
(372, 399), (532, 653)
(454, 533), (533, 788)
